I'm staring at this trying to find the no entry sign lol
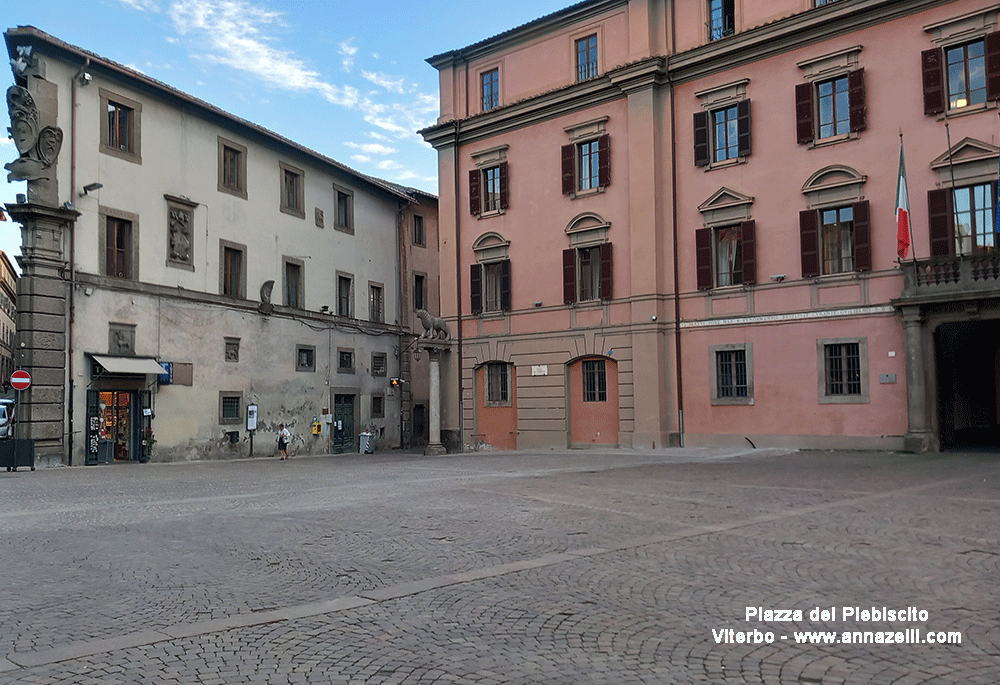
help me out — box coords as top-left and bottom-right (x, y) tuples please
(10, 370), (31, 391)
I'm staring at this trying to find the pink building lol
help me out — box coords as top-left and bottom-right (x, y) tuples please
(421, 0), (1000, 453)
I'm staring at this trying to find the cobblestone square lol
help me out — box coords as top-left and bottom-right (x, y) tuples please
(0, 447), (997, 684)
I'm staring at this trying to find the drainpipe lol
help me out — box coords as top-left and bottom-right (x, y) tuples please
(454, 118), (463, 452)
(67, 57), (89, 465)
(669, 4), (684, 447)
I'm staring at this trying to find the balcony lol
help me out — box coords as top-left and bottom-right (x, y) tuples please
(896, 253), (1000, 305)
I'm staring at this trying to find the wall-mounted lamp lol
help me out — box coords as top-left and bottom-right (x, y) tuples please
(79, 182), (103, 197)
(78, 72), (92, 86)
(413, 348), (422, 362)
(770, 274), (786, 282)
(533, 301), (542, 307)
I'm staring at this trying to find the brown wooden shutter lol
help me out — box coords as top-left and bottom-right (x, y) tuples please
(852, 200), (871, 271)
(799, 209), (820, 278)
(795, 82), (815, 145)
(740, 220), (757, 285)
(500, 258), (511, 311)
(562, 248), (577, 303)
(498, 162), (509, 211)
(921, 48), (946, 115)
(561, 144), (576, 195)
(597, 134), (611, 187)
(469, 169), (481, 216)
(693, 111), (710, 167)
(927, 188), (953, 256)
(470, 263), (483, 313)
(599, 242), (613, 300)
(737, 100), (751, 157)
(848, 68), (867, 133)
(695, 227), (713, 290)
(986, 32), (1000, 100)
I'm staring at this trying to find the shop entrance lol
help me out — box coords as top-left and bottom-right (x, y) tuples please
(935, 319), (1000, 449)
(86, 389), (150, 464)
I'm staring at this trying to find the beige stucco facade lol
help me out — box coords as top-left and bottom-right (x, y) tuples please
(424, 0), (1000, 453)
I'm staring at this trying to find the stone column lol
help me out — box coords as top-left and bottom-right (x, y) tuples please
(901, 306), (935, 453)
(417, 341), (449, 455)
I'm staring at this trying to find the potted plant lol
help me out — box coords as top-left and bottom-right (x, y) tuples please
(141, 427), (156, 463)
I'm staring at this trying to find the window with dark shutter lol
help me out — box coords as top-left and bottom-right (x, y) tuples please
(470, 263), (483, 313)
(848, 69), (866, 133)
(562, 249), (577, 303)
(740, 220), (757, 284)
(799, 209), (820, 278)
(736, 100), (752, 157)
(561, 144), (576, 195)
(852, 200), (871, 271)
(597, 134), (611, 187)
(695, 228), (713, 290)
(927, 188), (952, 256)
(500, 258), (512, 311)
(599, 243), (613, 300)
(987, 32), (1000, 100)
(469, 169), (481, 216)
(694, 111), (710, 167)
(499, 162), (509, 211)
(922, 48), (946, 115)
(795, 82), (815, 145)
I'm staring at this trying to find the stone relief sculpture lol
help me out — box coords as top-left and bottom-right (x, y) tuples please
(5, 85), (63, 183)
(168, 208), (192, 263)
(417, 309), (451, 340)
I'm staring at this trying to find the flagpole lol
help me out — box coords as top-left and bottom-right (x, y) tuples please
(901, 131), (918, 264)
(944, 118), (961, 256)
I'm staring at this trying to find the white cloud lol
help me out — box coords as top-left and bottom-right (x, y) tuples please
(0, 138), (14, 148)
(362, 70), (404, 94)
(351, 154), (371, 164)
(345, 142), (396, 155)
(119, 0), (161, 11)
(339, 39), (358, 72)
(374, 160), (403, 171)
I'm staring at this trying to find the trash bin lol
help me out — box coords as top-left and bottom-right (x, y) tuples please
(359, 432), (373, 454)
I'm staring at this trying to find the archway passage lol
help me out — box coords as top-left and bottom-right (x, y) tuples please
(568, 356), (619, 447)
(936, 319), (1000, 450)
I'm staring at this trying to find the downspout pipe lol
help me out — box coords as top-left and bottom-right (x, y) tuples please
(454, 118), (463, 452)
(67, 57), (89, 465)
(669, 4), (684, 447)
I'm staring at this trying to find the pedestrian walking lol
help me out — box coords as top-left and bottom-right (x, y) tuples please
(277, 423), (291, 460)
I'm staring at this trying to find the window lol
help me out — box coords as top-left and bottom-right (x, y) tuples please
(927, 183), (997, 256)
(562, 135), (610, 196)
(414, 273), (426, 311)
(413, 215), (426, 246)
(695, 222), (756, 290)
(470, 260), (511, 314)
(334, 185), (354, 233)
(469, 163), (508, 216)
(708, 0), (734, 41)
(694, 101), (751, 167)
(106, 217), (132, 279)
(225, 338), (240, 363)
(582, 360), (607, 402)
(482, 68), (500, 111)
(279, 162), (305, 218)
(486, 362), (509, 404)
(369, 283), (384, 323)
(799, 201), (870, 277)
(947, 41), (986, 110)
(100, 89), (141, 163)
(372, 395), (385, 419)
(284, 260), (303, 308)
(817, 337), (868, 404)
(218, 137), (247, 199)
(576, 35), (598, 81)
(796, 70), (865, 145)
(814, 0), (842, 5)
(338, 348), (355, 373)
(337, 274), (353, 317)
(221, 242), (246, 298)
(562, 244), (612, 304)
(922, 32), (1000, 115)
(371, 352), (387, 377)
(219, 392), (241, 424)
(296, 345), (316, 372)
(710, 343), (754, 405)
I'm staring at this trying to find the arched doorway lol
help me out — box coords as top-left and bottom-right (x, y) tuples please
(568, 356), (619, 447)
(475, 361), (517, 450)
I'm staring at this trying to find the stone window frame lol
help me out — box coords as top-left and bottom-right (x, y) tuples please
(413, 271), (427, 311)
(562, 117), (610, 199)
(337, 347), (356, 374)
(333, 183), (355, 234)
(470, 145), (509, 219)
(368, 281), (384, 323)
(337, 271), (354, 318)
(98, 205), (140, 282)
(817, 336), (869, 404)
(279, 161), (306, 219)
(217, 136), (248, 200)
(219, 391), (242, 425)
(694, 79), (751, 171)
(165, 194), (197, 272)
(219, 238), (248, 299)
(99, 87), (142, 164)
(569, 24), (603, 82)
(371, 352), (388, 377)
(296, 345), (316, 373)
(796, 46), (865, 148)
(371, 394), (385, 419)
(479, 62), (502, 113)
(283, 256), (305, 309)
(710, 342), (754, 406)
(413, 214), (426, 246)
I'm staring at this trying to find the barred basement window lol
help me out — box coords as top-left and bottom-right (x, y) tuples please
(582, 359), (607, 402)
(825, 342), (860, 396)
(371, 352), (387, 377)
(486, 363), (509, 404)
(716, 349), (747, 398)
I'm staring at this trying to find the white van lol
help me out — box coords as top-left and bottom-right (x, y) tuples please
(0, 400), (14, 439)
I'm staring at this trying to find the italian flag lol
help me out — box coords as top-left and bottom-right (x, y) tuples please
(896, 140), (910, 261)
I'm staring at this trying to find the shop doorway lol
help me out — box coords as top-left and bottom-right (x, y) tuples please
(86, 389), (150, 464)
(332, 394), (356, 453)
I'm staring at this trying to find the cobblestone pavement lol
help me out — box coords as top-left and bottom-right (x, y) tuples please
(0, 446), (997, 684)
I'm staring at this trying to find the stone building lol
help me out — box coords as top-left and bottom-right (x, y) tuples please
(421, 0), (1000, 452)
(0, 250), (16, 386)
(4, 26), (437, 466)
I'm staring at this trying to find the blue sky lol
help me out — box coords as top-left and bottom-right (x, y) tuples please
(1, 0), (572, 267)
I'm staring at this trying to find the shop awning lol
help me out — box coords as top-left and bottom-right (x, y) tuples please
(90, 355), (167, 375)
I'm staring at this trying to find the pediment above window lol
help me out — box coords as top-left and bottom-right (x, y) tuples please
(470, 144), (508, 168)
(924, 7), (999, 45)
(564, 212), (610, 247)
(472, 231), (510, 262)
(930, 137), (1000, 186)
(797, 45), (863, 81)
(801, 165), (867, 209)
(698, 187), (754, 226)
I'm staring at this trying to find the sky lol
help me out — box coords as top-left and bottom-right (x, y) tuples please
(1, 0), (574, 269)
